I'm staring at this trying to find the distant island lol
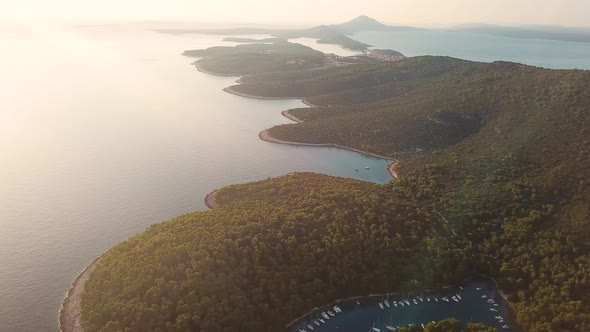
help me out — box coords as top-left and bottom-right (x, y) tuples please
(65, 16), (590, 332)
(159, 15), (419, 51)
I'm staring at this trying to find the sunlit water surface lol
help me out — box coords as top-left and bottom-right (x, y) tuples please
(0, 23), (391, 331)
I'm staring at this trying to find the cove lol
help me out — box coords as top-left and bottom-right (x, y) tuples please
(289, 279), (518, 332)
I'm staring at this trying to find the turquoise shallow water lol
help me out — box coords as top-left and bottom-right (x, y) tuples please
(290, 279), (518, 332)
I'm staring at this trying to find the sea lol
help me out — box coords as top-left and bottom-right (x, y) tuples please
(0, 22), (587, 331)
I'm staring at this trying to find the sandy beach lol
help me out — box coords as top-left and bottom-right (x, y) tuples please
(59, 255), (103, 332)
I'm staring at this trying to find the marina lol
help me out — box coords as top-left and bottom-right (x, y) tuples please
(289, 279), (518, 332)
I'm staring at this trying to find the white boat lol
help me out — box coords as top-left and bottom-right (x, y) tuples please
(412, 299), (418, 305)
(386, 326), (396, 331)
(456, 294), (462, 300)
(502, 325), (510, 329)
(452, 296), (459, 302)
(442, 297), (450, 303)
(379, 302), (384, 310)
(400, 302), (405, 307)
(321, 312), (329, 320)
(384, 299), (390, 308)
(393, 301), (398, 307)
(299, 329), (305, 332)
(459, 286), (464, 290)
(482, 295), (488, 299)
(307, 324), (314, 330)
(372, 322), (381, 332)
(319, 318), (325, 324)
(356, 300), (361, 305)
(328, 310), (335, 317)
(435, 297), (439, 302)
(490, 308), (498, 312)
(365, 166), (371, 169)
(427, 297), (430, 302)
(314, 320), (320, 326)
(418, 296), (424, 302)
(404, 299), (410, 305)
(333, 305), (342, 313)
(421, 323), (425, 329)
(494, 303), (499, 307)
(476, 287), (482, 291)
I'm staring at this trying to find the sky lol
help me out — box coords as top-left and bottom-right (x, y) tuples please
(2, 0), (590, 27)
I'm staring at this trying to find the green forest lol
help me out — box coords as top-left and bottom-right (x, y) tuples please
(79, 41), (590, 331)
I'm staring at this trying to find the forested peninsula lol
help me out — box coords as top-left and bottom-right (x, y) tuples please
(74, 34), (589, 332)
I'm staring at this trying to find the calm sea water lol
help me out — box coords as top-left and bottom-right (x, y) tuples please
(1, 23), (586, 331)
(289, 279), (517, 332)
(354, 30), (590, 70)
(0, 24), (390, 332)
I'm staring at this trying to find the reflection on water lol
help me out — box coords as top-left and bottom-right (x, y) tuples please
(0, 23), (391, 331)
(290, 279), (518, 332)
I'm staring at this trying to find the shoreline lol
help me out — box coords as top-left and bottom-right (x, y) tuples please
(58, 50), (403, 331)
(259, 130), (399, 180)
(59, 255), (104, 332)
(204, 190), (219, 209)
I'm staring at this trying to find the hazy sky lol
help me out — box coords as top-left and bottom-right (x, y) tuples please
(3, 0), (590, 27)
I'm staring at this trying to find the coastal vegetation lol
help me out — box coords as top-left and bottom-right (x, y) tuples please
(79, 39), (590, 331)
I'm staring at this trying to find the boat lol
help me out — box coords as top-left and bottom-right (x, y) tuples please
(490, 308), (498, 312)
(421, 323), (425, 329)
(334, 305), (342, 313)
(427, 297), (430, 302)
(307, 324), (314, 330)
(459, 286), (464, 290)
(502, 325), (510, 329)
(321, 312), (329, 320)
(404, 299), (410, 305)
(482, 295), (488, 299)
(298, 329), (305, 332)
(418, 296), (424, 302)
(372, 322), (381, 332)
(328, 310), (335, 317)
(494, 303), (499, 307)
(400, 301), (405, 307)
(379, 302), (384, 310)
(384, 298), (390, 308)
(365, 166), (370, 169)
(356, 300), (361, 305)
(314, 320), (320, 326)
(386, 326), (396, 331)
(435, 297), (439, 302)
(319, 318), (325, 324)
(452, 296), (459, 302)
(412, 299), (418, 305)
(456, 294), (462, 300)
(393, 301), (398, 307)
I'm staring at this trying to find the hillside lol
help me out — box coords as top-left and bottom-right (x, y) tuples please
(79, 44), (590, 331)
(159, 15), (413, 51)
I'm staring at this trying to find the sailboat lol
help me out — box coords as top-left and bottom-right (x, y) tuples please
(372, 321), (381, 332)
(384, 294), (390, 308)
